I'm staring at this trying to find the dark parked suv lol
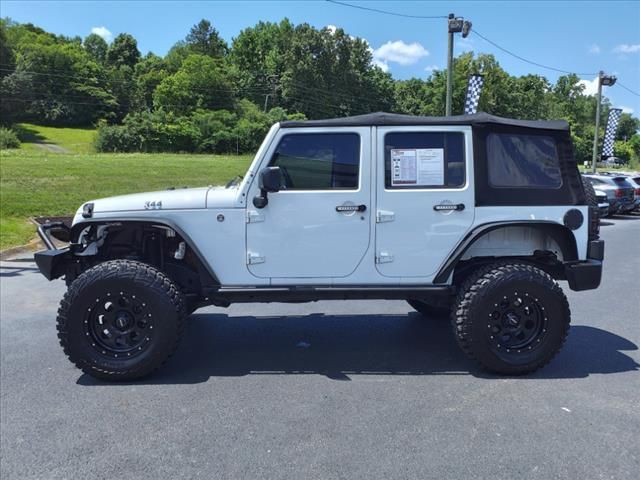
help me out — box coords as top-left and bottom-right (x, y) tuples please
(583, 174), (635, 215)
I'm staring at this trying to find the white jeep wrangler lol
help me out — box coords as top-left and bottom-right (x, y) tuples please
(36, 112), (604, 380)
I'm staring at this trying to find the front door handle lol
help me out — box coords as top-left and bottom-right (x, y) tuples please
(336, 204), (367, 213)
(433, 203), (465, 212)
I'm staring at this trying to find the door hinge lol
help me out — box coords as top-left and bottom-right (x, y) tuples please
(376, 210), (395, 223)
(247, 252), (265, 265)
(246, 211), (264, 223)
(375, 251), (394, 264)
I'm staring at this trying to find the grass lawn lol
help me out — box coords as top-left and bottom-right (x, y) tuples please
(16, 123), (97, 154)
(0, 149), (253, 249)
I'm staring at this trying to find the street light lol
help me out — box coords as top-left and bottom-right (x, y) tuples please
(446, 14), (472, 116)
(591, 71), (617, 173)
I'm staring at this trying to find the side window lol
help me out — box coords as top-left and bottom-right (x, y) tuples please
(269, 133), (360, 190)
(487, 133), (562, 188)
(384, 132), (465, 189)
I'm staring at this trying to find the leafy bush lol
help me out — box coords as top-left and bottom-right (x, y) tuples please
(0, 127), (21, 149)
(94, 124), (139, 152)
(95, 101), (306, 154)
(95, 111), (201, 153)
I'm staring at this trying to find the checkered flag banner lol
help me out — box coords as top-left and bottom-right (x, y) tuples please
(463, 74), (484, 115)
(601, 108), (622, 158)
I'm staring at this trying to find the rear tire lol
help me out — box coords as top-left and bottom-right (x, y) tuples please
(452, 261), (570, 375)
(57, 260), (186, 381)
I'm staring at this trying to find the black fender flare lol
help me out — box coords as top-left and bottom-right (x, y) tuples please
(433, 221), (579, 284)
(70, 219), (220, 285)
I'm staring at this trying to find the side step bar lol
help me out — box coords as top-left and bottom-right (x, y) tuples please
(205, 285), (454, 305)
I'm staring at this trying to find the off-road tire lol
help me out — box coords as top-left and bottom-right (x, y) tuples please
(452, 261), (570, 375)
(407, 299), (450, 318)
(582, 177), (600, 240)
(57, 260), (186, 381)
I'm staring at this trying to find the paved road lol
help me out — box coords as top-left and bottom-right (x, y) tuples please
(1, 216), (639, 480)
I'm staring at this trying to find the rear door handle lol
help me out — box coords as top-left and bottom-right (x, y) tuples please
(336, 204), (367, 213)
(433, 203), (465, 212)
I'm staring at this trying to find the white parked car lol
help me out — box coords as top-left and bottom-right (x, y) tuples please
(35, 112), (604, 380)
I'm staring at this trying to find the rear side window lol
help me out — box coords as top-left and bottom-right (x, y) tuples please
(612, 177), (632, 188)
(384, 132), (465, 189)
(487, 133), (562, 188)
(269, 133), (360, 190)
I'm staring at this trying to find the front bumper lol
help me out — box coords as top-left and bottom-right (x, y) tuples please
(34, 248), (72, 280)
(564, 240), (604, 291)
(34, 221), (73, 281)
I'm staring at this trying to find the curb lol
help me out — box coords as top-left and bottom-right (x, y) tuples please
(0, 218), (43, 261)
(0, 238), (41, 261)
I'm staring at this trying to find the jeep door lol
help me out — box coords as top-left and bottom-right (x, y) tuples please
(246, 127), (371, 280)
(374, 127), (475, 278)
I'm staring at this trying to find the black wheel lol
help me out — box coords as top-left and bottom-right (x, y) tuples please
(582, 177), (600, 240)
(57, 260), (186, 381)
(407, 299), (450, 318)
(452, 262), (570, 375)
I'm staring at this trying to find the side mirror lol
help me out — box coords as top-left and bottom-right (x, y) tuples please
(260, 166), (283, 193)
(253, 166), (283, 209)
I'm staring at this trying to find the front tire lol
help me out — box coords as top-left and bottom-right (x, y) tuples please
(57, 260), (186, 381)
(452, 262), (570, 375)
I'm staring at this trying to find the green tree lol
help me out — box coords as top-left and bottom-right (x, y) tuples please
(616, 113), (639, 141)
(5, 28), (115, 124)
(230, 19), (294, 106)
(394, 78), (432, 116)
(0, 19), (16, 78)
(185, 19), (227, 58)
(106, 33), (140, 68)
(153, 54), (235, 115)
(84, 33), (108, 64)
(134, 53), (167, 110)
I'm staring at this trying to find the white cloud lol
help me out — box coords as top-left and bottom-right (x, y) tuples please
(613, 44), (640, 54)
(326, 25), (337, 35)
(91, 26), (112, 42)
(372, 58), (389, 72)
(578, 76), (599, 96)
(588, 44), (601, 54)
(424, 64), (440, 72)
(372, 40), (429, 71)
(620, 105), (634, 114)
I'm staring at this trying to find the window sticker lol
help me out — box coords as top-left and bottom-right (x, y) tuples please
(391, 148), (444, 186)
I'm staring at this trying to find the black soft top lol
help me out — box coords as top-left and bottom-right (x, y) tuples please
(280, 112), (569, 131)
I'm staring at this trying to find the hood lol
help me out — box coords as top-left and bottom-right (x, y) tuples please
(73, 186), (242, 223)
(84, 187), (211, 214)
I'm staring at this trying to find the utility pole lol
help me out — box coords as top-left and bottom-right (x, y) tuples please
(446, 14), (455, 116)
(263, 74), (279, 112)
(445, 14), (472, 116)
(263, 94), (272, 112)
(591, 71), (617, 173)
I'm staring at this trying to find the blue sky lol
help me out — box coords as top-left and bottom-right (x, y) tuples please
(3, 0), (640, 114)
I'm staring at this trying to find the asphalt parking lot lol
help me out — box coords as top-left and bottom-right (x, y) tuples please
(1, 215), (639, 480)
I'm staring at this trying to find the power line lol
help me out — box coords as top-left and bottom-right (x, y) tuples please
(326, 0), (447, 19)
(0, 65), (384, 110)
(617, 81), (640, 97)
(471, 29), (598, 76)
(0, 67), (273, 96)
(325, 2), (601, 77)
